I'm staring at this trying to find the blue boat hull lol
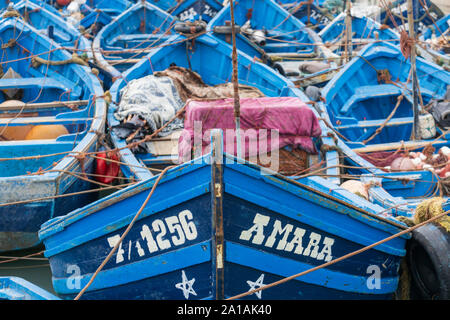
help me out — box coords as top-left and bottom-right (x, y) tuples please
(0, 161), (97, 252)
(318, 40), (450, 214)
(40, 133), (408, 300)
(0, 17), (106, 252)
(0, 277), (60, 300)
(92, 1), (176, 88)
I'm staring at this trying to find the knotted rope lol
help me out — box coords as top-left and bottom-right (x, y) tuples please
(31, 53), (89, 68)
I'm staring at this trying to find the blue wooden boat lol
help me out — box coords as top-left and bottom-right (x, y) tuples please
(319, 12), (400, 56)
(0, 16), (106, 252)
(77, 0), (133, 31)
(209, 0), (321, 59)
(38, 33), (410, 300)
(31, 0), (133, 32)
(0, 277), (60, 300)
(275, 0), (335, 32)
(318, 10), (448, 70)
(148, 0), (223, 23)
(318, 40), (450, 298)
(208, 0), (339, 87)
(421, 13), (450, 43)
(92, 0), (176, 89)
(375, 0), (444, 35)
(319, 40), (450, 213)
(418, 13), (449, 69)
(5, 0), (90, 54)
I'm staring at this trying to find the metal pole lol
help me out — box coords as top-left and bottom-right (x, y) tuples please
(407, 0), (421, 140)
(229, 0), (242, 159)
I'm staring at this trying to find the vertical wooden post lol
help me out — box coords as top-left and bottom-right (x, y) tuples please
(229, 0), (242, 159)
(211, 129), (224, 300)
(407, 0), (421, 140)
(344, 0), (352, 63)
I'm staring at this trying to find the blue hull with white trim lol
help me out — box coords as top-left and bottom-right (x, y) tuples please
(39, 130), (408, 300)
(0, 16), (106, 252)
(0, 277), (60, 300)
(6, 0), (90, 53)
(38, 31), (409, 300)
(376, 0), (444, 35)
(92, 1), (176, 88)
(318, 40), (450, 216)
(148, 0), (223, 22)
(275, 0), (334, 32)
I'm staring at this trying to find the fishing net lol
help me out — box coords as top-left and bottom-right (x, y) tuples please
(414, 197), (450, 232)
(357, 150), (407, 169)
(112, 66), (265, 153)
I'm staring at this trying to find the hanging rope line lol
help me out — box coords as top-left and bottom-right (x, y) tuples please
(227, 207), (450, 300)
(73, 165), (174, 300)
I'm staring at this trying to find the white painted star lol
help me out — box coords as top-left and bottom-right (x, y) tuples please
(175, 270), (197, 299)
(246, 273), (266, 299)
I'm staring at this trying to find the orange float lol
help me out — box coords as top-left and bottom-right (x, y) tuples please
(0, 100), (32, 140)
(25, 125), (69, 140)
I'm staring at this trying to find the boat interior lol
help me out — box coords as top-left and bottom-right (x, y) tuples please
(0, 18), (97, 176)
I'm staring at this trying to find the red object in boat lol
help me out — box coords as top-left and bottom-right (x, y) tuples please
(95, 152), (120, 184)
(57, 0), (71, 6)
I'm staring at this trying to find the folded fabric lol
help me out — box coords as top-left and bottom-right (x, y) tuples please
(114, 74), (185, 137)
(178, 97), (322, 162)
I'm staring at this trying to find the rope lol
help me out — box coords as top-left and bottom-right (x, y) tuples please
(74, 165), (174, 300)
(2, 9), (21, 19)
(0, 250), (44, 264)
(0, 183), (133, 208)
(362, 94), (405, 144)
(31, 53), (89, 68)
(414, 197), (450, 232)
(1, 38), (16, 49)
(400, 29), (414, 59)
(227, 207), (450, 300)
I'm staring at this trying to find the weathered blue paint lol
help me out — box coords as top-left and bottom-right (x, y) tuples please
(92, 0), (176, 88)
(421, 13), (450, 42)
(39, 131), (409, 300)
(26, 0), (133, 31)
(318, 40), (450, 216)
(275, 0), (334, 32)
(319, 12), (400, 54)
(39, 27), (409, 300)
(148, 0), (223, 22)
(10, 0), (90, 53)
(377, 0), (444, 35)
(0, 277), (60, 300)
(0, 17), (106, 252)
(207, 0), (337, 87)
(107, 32), (322, 181)
(208, 0), (320, 57)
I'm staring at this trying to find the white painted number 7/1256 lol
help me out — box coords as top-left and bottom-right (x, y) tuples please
(107, 210), (198, 264)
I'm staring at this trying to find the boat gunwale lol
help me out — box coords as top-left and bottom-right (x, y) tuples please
(0, 17), (106, 183)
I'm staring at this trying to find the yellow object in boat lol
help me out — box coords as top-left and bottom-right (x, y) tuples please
(25, 125), (69, 140)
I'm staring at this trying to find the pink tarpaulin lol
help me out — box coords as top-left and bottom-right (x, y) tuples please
(178, 97), (322, 162)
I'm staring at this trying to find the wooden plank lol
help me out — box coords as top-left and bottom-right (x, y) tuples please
(353, 139), (448, 153)
(335, 116), (414, 130)
(0, 100), (89, 111)
(0, 116), (93, 126)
